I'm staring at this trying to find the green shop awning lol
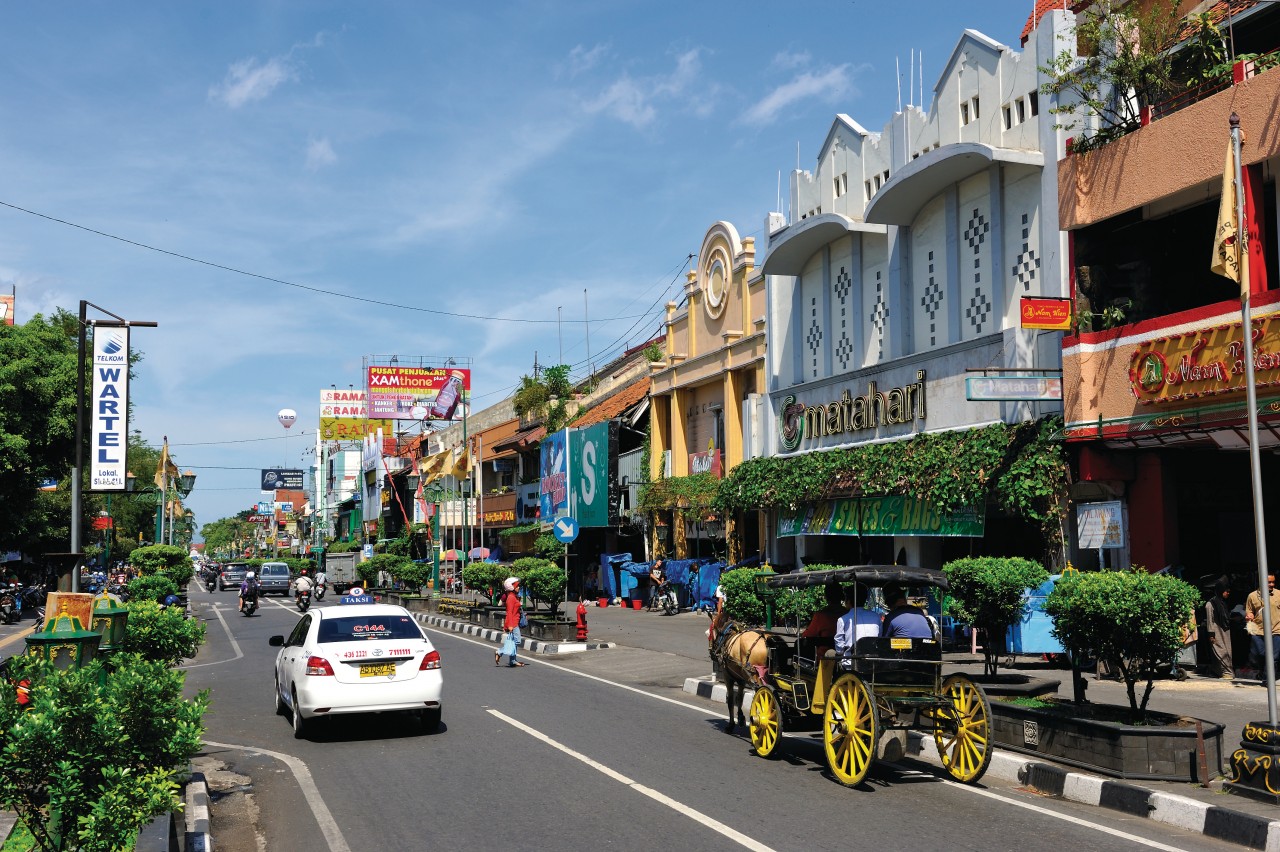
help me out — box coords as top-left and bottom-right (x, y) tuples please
(778, 495), (984, 538)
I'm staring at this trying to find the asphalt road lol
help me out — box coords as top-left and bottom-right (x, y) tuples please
(167, 587), (1245, 852)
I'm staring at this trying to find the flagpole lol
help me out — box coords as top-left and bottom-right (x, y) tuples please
(1231, 112), (1277, 726)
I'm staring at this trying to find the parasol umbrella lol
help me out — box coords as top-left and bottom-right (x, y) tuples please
(441, 549), (462, 561)
(468, 546), (491, 560)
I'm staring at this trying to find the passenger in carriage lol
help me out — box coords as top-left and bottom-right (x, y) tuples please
(881, 584), (935, 640)
(835, 585), (882, 656)
(798, 582), (844, 657)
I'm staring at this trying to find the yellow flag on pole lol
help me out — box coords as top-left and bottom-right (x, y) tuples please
(154, 441), (179, 489)
(1211, 138), (1250, 299)
(420, 450), (447, 484)
(449, 445), (472, 480)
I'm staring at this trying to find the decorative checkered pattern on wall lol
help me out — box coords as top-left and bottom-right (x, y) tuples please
(963, 207), (991, 335)
(834, 266), (853, 371)
(920, 250), (943, 348)
(1013, 212), (1040, 292)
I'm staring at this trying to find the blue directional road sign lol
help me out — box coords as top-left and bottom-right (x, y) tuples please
(552, 516), (580, 544)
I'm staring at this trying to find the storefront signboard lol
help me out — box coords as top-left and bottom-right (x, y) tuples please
(1020, 297), (1072, 330)
(1129, 314), (1280, 404)
(778, 495), (984, 538)
(570, 421), (618, 528)
(689, 449), (722, 478)
(319, 388), (367, 418)
(1076, 501), (1124, 549)
(778, 371), (927, 452)
(965, 376), (1063, 401)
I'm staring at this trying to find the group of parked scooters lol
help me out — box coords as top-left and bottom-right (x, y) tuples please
(0, 581), (47, 628)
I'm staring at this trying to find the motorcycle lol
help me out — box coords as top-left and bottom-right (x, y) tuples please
(205, 576), (216, 593)
(241, 591), (259, 617)
(0, 586), (17, 624)
(295, 589), (311, 613)
(315, 582), (326, 601)
(658, 582), (679, 616)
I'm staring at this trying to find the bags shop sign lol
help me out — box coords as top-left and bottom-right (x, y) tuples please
(778, 495), (984, 538)
(778, 371), (927, 452)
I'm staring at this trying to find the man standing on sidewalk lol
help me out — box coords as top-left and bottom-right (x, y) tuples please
(1245, 573), (1280, 678)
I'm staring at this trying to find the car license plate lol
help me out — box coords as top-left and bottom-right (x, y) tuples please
(359, 663), (396, 677)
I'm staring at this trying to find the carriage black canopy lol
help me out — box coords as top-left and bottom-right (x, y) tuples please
(759, 564), (949, 591)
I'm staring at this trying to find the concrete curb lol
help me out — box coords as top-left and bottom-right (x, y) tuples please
(184, 771), (212, 852)
(682, 676), (1280, 851)
(412, 613), (616, 654)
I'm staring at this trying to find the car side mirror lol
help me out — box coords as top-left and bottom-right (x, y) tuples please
(269, 635), (285, 646)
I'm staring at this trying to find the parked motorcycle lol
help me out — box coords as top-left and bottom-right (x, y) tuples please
(0, 586), (17, 624)
(295, 589), (311, 613)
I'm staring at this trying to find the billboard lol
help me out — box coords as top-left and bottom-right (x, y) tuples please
(319, 417), (395, 443)
(367, 366), (470, 421)
(319, 388), (367, 418)
(570, 422), (619, 528)
(261, 469), (304, 490)
(539, 429), (569, 521)
(89, 326), (129, 490)
(0, 293), (12, 326)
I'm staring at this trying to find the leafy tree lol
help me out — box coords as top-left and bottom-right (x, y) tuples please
(199, 510), (254, 560)
(533, 533), (565, 561)
(512, 557), (565, 612)
(1045, 568), (1199, 721)
(359, 553), (406, 588)
(942, 557), (1050, 678)
(1039, 1), (1182, 152)
(388, 559), (432, 593)
(0, 653), (208, 852)
(122, 600), (206, 665)
(0, 312), (79, 555)
(512, 364), (574, 432)
(718, 567), (771, 625)
(462, 561), (505, 600)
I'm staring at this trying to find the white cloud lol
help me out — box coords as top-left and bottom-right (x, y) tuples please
(582, 49), (702, 129)
(209, 56), (297, 108)
(305, 137), (337, 171)
(741, 65), (853, 126)
(566, 43), (608, 78)
(770, 50), (811, 71)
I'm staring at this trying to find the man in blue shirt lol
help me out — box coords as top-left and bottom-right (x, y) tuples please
(881, 584), (935, 639)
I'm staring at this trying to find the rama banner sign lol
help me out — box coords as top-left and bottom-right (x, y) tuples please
(90, 326), (129, 490)
(570, 422), (619, 528)
(319, 388), (367, 418)
(366, 366), (470, 421)
(777, 495), (984, 538)
(539, 429), (569, 522)
(319, 417), (396, 449)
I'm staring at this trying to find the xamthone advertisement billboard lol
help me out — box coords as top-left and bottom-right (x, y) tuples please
(539, 430), (569, 522)
(90, 326), (129, 490)
(570, 422), (619, 528)
(366, 366), (470, 421)
(319, 388), (367, 418)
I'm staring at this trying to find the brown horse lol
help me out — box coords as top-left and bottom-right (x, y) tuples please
(709, 619), (773, 734)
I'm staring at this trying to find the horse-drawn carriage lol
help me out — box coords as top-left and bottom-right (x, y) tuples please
(712, 565), (992, 787)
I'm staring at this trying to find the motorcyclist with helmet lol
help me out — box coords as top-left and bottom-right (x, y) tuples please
(239, 571), (260, 613)
(294, 569), (314, 606)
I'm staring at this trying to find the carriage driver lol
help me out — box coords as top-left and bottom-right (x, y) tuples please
(798, 582), (844, 658)
(881, 584), (937, 640)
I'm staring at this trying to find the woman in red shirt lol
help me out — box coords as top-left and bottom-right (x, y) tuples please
(498, 577), (527, 667)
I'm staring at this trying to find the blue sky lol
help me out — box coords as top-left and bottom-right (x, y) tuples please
(0, 1), (1036, 531)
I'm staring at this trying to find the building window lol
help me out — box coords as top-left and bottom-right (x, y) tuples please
(1028, 91), (1039, 116)
(865, 179), (873, 200)
(1002, 105), (1011, 130)
(834, 172), (848, 198)
(882, 169), (889, 185)
(962, 97), (980, 126)
(1016, 97), (1026, 124)
(961, 102), (969, 125)
(972, 96), (979, 119)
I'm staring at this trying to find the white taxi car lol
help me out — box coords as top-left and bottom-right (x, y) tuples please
(269, 601), (442, 737)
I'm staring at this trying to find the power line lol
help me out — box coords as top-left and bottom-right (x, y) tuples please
(0, 199), (654, 326)
(169, 431), (313, 447)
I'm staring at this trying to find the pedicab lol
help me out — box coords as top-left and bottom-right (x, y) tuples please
(716, 565), (992, 787)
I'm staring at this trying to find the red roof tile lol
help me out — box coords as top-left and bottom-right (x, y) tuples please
(1022, 0), (1066, 45)
(570, 377), (651, 429)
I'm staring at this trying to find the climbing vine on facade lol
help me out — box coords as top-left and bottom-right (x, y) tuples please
(638, 472), (721, 520)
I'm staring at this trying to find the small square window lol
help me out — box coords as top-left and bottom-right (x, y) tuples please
(1002, 105), (1012, 130)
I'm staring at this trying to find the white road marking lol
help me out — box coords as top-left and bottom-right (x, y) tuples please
(435, 625), (1201, 851)
(489, 709), (778, 852)
(205, 739), (352, 852)
(180, 603), (243, 669)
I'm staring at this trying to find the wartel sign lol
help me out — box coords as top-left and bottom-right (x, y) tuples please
(778, 371), (927, 452)
(90, 326), (129, 490)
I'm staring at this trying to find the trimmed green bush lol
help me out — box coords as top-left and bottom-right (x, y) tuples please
(942, 556), (1049, 677)
(359, 553), (407, 588)
(462, 562), (506, 601)
(0, 654), (208, 851)
(126, 574), (179, 605)
(719, 567), (771, 625)
(388, 559), (432, 592)
(123, 600), (206, 665)
(1045, 568), (1199, 721)
(127, 544), (194, 589)
(533, 533), (565, 561)
(512, 558), (564, 612)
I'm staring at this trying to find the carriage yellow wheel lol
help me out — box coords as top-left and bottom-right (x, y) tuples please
(823, 674), (878, 786)
(933, 673), (993, 783)
(749, 687), (782, 758)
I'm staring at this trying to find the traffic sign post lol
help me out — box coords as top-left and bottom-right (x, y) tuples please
(552, 517), (579, 623)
